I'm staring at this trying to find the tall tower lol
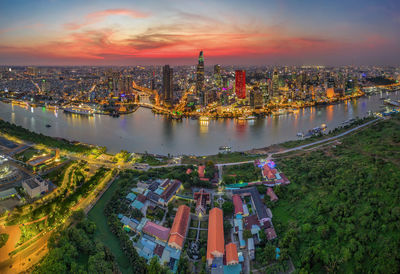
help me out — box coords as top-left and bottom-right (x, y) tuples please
(235, 70), (246, 99)
(272, 69), (279, 97)
(196, 51), (205, 105)
(163, 65), (173, 103)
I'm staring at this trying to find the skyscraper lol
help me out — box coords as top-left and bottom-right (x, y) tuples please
(196, 51), (205, 105)
(213, 64), (222, 88)
(235, 70), (246, 99)
(163, 65), (173, 103)
(272, 69), (279, 97)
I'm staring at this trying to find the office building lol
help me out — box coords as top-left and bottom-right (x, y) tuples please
(235, 70), (246, 99)
(163, 65), (173, 103)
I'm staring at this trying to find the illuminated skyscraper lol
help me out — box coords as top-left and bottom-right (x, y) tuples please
(163, 65), (173, 103)
(196, 51), (205, 105)
(272, 69), (279, 97)
(214, 64), (222, 88)
(235, 70), (246, 99)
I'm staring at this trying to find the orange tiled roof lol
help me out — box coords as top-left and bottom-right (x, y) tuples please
(168, 205), (190, 249)
(225, 243), (239, 265)
(207, 208), (225, 263)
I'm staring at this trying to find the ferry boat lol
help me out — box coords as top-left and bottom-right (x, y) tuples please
(199, 116), (210, 122)
(46, 105), (58, 111)
(245, 115), (257, 120)
(271, 109), (287, 116)
(63, 105), (93, 116)
(219, 146), (232, 152)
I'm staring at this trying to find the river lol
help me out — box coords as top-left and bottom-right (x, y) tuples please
(0, 91), (398, 155)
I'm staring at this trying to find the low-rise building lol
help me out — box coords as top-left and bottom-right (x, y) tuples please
(193, 189), (210, 216)
(143, 221), (171, 242)
(22, 177), (48, 198)
(225, 243), (239, 265)
(168, 205), (190, 250)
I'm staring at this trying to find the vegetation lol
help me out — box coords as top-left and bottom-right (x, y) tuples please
(273, 115), (400, 272)
(0, 119), (92, 153)
(33, 218), (118, 273)
(280, 116), (374, 149)
(223, 163), (261, 184)
(0, 233), (9, 248)
(16, 220), (46, 247)
(182, 151), (259, 165)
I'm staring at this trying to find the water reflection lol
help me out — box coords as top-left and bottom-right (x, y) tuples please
(0, 91), (399, 155)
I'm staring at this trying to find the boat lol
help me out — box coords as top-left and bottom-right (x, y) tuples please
(219, 146), (231, 151)
(271, 109), (287, 116)
(45, 124), (51, 128)
(199, 116), (209, 122)
(63, 105), (94, 116)
(296, 132), (304, 137)
(245, 116), (257, 120)
(46, 105), (58, 111)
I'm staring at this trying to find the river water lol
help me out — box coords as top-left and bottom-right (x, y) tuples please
(0, 91), (398, 155)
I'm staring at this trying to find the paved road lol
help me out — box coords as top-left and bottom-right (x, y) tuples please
(268, 118), (380, 158)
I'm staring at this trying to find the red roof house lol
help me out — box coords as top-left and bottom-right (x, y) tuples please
(207, 208), (225, 265)
(168, 205), (190, 250)
(232, 194), (243, 216)
(225, 243), (239, 265)
(142, 221), (170, 242)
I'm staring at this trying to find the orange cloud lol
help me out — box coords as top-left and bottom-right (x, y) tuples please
(64, 8), (149, 30)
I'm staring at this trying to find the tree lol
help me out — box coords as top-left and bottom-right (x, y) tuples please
(243, 229), (252, 240)
(222, 201), (234, 216)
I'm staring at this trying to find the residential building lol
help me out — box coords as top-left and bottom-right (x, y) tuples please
(207, 208), (225, 265)
(168, 205), (190, 250)
(142, 221), (171, 242)
(225, 243), (239, 265)
(232, 194), (243, 216)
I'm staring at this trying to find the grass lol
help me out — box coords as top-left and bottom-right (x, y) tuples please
(223, 163), (261, 184)
(16, 220), (46, 247)
(14, 147), (41, 162)
(188, 229), (197, 239)
(0, 233), (9, 248)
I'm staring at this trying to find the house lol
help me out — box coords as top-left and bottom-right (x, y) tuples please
(160, 180), (182, 206)
(225, 243), (239, 265)
(126, 192), (137, 201)
(193, 189), (210, 216)
(266, 187), (278, 202)
(266, 227), (277, 240)
(248, 238), (255, 260)
(22, 177), (48, 198)
(207, 208), (225, 265)
(131, 200), (144, 210)
(168, 205), (190, 250)
(198, 165), (205, 178)
(143, 221), (171, 242)
(232, 194), (243, 216)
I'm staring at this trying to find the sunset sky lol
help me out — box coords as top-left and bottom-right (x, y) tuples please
(0, 0), (399, 66)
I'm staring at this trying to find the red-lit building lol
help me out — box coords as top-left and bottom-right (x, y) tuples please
(235, 70), (246, 99)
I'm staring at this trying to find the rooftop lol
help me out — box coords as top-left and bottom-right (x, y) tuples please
(207, 208), (225, 264)
(143, 221), (171, 242)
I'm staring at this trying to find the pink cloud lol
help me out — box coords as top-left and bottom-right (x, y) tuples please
(64, 8), (150, 30)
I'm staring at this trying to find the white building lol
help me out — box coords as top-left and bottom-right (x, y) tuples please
(22, 177), (48, 198)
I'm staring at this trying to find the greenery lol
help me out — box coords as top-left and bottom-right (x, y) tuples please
(182, 152), (259, 165)
(33, 219), (118, 273)
(273, 115), (400, 272)
(0, 233), (9, 248)
(280, 116), (374, 149)
(223, 163), (261, 184)
(17, 220), (46, 247)
(222, 201), (234, 216)
(0, 119), (92, 153)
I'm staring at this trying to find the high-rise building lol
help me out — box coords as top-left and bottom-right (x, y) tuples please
(196, 51), (205, 105)
(214, 64), (222, 88)
(272, 69), (279, 97)
(235, 70), (246, 99)
(163, 65), (173, 103)
(250, 87), (264, 109)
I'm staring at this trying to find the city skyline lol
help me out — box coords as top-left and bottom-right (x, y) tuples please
(1, 0), (400, 66)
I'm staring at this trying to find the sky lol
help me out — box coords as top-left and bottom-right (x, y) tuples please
(0, 0), (399, 66)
